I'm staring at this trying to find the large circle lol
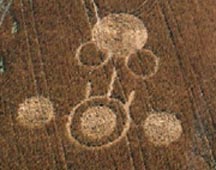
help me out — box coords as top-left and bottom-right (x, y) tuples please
(92, 13), (148, 58)
(143, 112), (183, 146)
(16, 96), (55, 128)
(67, 96), (131, 149)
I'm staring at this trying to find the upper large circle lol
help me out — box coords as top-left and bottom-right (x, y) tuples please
(92, 13), (148, 57)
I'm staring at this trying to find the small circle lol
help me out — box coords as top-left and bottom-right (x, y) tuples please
(16, 96), (55, 128)
(81, 106), (116, 140)
(92, 13), (148, 57)
(126, 49), (159, 80)
(143, 112), (183, 146)
(75, 41), (112, 69)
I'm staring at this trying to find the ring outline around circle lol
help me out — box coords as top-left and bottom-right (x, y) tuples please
(66, 96), (132, 150)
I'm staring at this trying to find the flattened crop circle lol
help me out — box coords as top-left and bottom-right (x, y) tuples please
(143, 112), (183, 146)
(16, 96), (55, 128)
(81, 106), (117, 140)
(92, 13), (148, 57)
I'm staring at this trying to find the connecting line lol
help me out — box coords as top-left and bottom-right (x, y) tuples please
(90, 0), (100, 22)
(125, 91), (135, 112)
(0, 0), (14, 27)
(85, 81), (92, 99)
(107, 68), (117, 97)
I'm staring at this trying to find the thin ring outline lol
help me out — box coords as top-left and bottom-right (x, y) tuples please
(125, 49), (160, 80)
(75, 41), (113, 70)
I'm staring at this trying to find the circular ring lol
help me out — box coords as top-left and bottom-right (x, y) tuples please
(66, 96), (132, 150)
(125, 49), (160, 80)
(75, 41), (112, 70)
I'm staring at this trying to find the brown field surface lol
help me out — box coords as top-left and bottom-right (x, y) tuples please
(1, 0), (216, 170)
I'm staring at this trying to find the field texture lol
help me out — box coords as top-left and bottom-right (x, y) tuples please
(1, 0), (216, 170)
